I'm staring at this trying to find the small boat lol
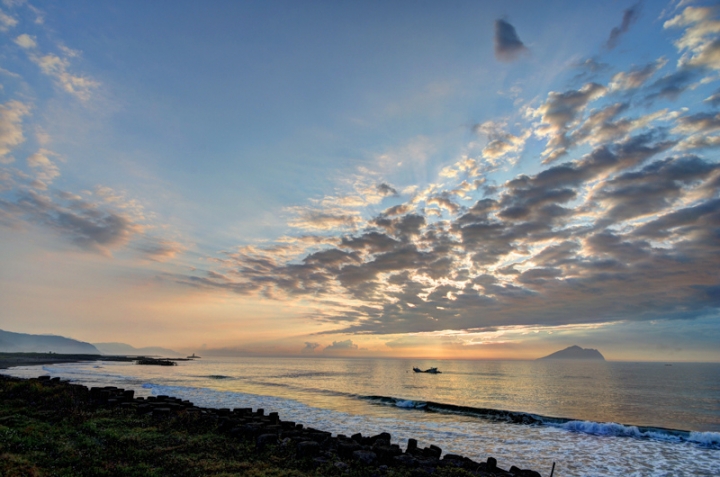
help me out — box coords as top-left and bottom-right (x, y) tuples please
(187, 353), (201, 359)
(413, 367), (441, 374)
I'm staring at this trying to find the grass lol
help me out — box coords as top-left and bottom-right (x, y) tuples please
(0, 377), (481, 477)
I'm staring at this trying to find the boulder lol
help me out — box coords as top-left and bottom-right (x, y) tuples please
(352, 450), (377, 465)
(393, 454), (418, 467)
(296, 440), (321, 458)
(256, 433), (277, 450)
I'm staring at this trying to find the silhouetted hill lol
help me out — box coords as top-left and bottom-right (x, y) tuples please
(538, 345), (605, 360)
(93, 342), (181, 357)
(0, 330), (100, 354)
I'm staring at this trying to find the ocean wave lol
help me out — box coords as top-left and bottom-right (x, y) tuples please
(41, 365), (134, 381)
(360, 395), (720, 449)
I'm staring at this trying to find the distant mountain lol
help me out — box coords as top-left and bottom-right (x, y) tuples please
(538, 345), (605, 360)
(93, 342), (181, 357)
(0, 329), (100, 354)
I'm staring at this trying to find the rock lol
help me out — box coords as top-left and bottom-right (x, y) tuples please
(256, 433), (277, 450)
(406, 438), (418, 453)
(152, 407), (171, 418)
(334, 461), (349, 471)
(487, 457), (497, 471)
(351, 432), (363, 443)
(338, 441), (361, 458)
(374, 444), (402, 462)
(297, 440), (321, 458)
(393, 454), (418, 467)
(353, 450), (377, 465)
(510, 466), (542, 477)
(369, 432), (391, 444)
(423, 445), (442, 459)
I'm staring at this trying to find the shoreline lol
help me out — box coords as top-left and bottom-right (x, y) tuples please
(0, 352), (138, 370)
(0, 372), (546, 477)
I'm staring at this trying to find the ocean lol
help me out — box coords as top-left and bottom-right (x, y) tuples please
(3, 357), (719, 476)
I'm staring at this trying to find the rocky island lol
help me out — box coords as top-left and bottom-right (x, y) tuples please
(538, 345), (605, 360)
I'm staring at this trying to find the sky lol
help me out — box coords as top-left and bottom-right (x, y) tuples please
(0, 0), (719, 362)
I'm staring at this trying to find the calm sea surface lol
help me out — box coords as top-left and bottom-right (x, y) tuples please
(4, 357), (719, 477)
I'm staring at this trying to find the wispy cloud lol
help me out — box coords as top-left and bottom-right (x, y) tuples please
(606, 3), (640, 50)
(0, 100), (30, 164)
(14, 31), (99, 101)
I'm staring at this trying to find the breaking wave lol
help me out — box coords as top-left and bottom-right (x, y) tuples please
(360, 395), (720, 449)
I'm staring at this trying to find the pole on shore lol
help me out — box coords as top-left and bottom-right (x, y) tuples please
(550, 461), (556, 477)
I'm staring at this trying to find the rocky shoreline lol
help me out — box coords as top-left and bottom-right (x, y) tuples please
(14, 374), (547, 477)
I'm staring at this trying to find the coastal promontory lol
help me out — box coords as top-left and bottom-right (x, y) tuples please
(538, 345), (605, 360)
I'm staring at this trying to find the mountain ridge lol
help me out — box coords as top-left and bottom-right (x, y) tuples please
(0, 329), (100, 354)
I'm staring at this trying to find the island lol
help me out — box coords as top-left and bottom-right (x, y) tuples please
(538, 345), (605, 360)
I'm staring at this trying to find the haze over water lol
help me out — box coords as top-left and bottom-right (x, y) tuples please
(4, 357), (720, 476)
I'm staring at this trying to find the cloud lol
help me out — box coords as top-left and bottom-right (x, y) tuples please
(14, 33), (36, 49)
(135, 239), (186, 261)
(610, 58), (667, 91)
(494, 19), (528, 62)
(704, 89), (720, 106)
(26, 149), (60, 188)
(646, 69), (697, 101)
(29, 53), (99, 101)
(0, 8), (17, 31)
(377, 182), (398, 197)
(664, 6), (720, 71)
(0, 189), (144, 255)
(287, 207), (363, 231)
(474, 121), (530, 165)
(606, 3), (640, 50)
(174, 10), (720, 340)
(528, 82), (607, 163)
(323, 339), (358, 352)
(301, 342), (320, 354)
(0, 100), (30, 164)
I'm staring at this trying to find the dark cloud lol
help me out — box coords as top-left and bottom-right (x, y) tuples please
(301, 342), (320, 354)
(533, 82), (607, 163)
(674, 112), (720, 134)
(0, 189), (142, 254)
(646, 69), (696, 101)
(606, 4), (640, 50)
(377, 183), (398, 197)
(494, 19), (528, 62)
(340, 231), (400, 253)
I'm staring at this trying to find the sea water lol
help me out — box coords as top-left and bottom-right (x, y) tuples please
(3, 357), (719, 476)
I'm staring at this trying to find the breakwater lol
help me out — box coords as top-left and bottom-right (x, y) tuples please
(35, 375), (545, 477)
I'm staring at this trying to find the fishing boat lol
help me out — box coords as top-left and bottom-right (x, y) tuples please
(413, 367), (441, 374)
